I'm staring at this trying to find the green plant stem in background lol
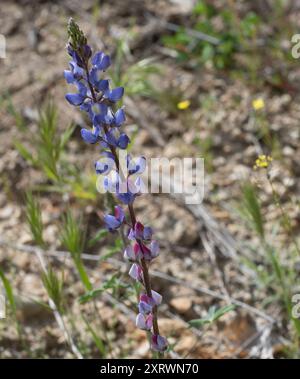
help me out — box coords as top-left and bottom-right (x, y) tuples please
(82, 313), (106, 357)
(89, 287), (111, 356)
(266, 174), (300, 348)
(0, 269), (24, 346)
(60, 211), (92, 291)
(15, 102), (83, 197)
(41, 267), (64, 314)
(267, 174), (300, 257)
(60, 210), (113, 355)
(25, 191), (45, 248)
(25, 194), (84, 357)
(240, 180), (300, 348)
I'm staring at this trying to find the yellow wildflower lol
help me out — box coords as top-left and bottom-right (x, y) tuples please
(253, 155), (273, 170)
(177, 100), (191, 110)
(252, 98), (265, 111)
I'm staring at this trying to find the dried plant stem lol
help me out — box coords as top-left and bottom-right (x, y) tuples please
(0, 237), (278, 324)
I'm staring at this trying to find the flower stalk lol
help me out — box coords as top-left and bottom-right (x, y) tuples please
(64, 19), (167, 353)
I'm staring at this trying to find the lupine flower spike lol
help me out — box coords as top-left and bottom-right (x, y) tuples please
(65, 19), (168, 353)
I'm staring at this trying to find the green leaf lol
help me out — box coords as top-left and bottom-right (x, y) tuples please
(79, 288), (105, 304)
(79, 274), (120, 304)
(60, 122), (75, 151)
(87, 229), (108, 248)
(41, 267), (64, 313)
(5, 95), (26, 131)
(97, 237), (122, 262)
(240, 182), (265, 239)
(292, 317), (300, 337)
(60, 211), (92, 291)
(35, 102), (61, 182)
(75, 259), (92, 291)
(0, 269), (17, 318)
(201, 44), (214, 62)
(82, 315), (106, 357)
(14, 141), (36, 165)
(188, 304), (235, 328)
(60, 211), (85, 257)
(25, 191), (44, 247)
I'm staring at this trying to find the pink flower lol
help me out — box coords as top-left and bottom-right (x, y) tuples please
(124, 245), (142, 262)
(151, 334), (168, 352)
(128, 263), (143, 281)
(136, 313), (153, 330)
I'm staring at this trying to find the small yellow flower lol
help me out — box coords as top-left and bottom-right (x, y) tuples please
(252, 98), (265, 111)
(253, 155), (273, 170)
(177, 100), (191, 110)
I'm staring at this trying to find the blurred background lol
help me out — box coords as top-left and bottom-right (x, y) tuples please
(1, 0), (300, 358)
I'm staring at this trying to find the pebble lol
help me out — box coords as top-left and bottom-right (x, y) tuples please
(170, 297), (193, 314)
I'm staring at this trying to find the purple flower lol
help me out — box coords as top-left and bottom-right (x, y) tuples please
(151, 290), (162, 305)
(104, 205), (125, 231)
(143, 227), (153, 240)
(65, 81), (87, 106)
(80, 100), (93, 118)
(129, 222), (144, 240)
(138, 295), (153, 315)
(95, 152), (115, 174)
(103, 171), (139, 202)
(64, 60), (85, 83)
(116, 178), (138, 204)
(150, 240), (159, 259)
(124, 244), (142, 262)
(130, 240), (159, 261)
(65, 22), (166, 354)
(128, 222), (153, 241)
(82, 44), (92, 60)
(136, 313), (153, 331)
(151, 335), (168, 352)
(103, 171), (120, 193)
(67, 45), (84, 67)
(102, 128), (130, 150)
(117, 133), (130, 149)
(96, 107), (125, 128)
(92, 103), (110, 125)
(127, 156), (146, 176)
(81, 126), (100, 144)
(104, 87), (124, 103)
(90, 68), (109, 92)
(116, 191), (136, 205)
(92, 51), (111, 71)
(114, 108), (126, 127)
(64, 70), (76, 84)
(138, 291), (162, 314)
(134, 242), (151, 260)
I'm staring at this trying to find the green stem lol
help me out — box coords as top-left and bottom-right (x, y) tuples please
(267, 175), (300, 257)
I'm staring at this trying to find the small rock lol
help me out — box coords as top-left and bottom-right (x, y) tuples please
(43, 225), (58, 245)
(169, 0), (196, 14)
(170, 297), (192, 314)
(21, 273), (44, 297)
(175, 335), (197, 354)
(0, 205), (15, 219)
(134, 340), (150, 358)
(158, 318), (186, 335)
